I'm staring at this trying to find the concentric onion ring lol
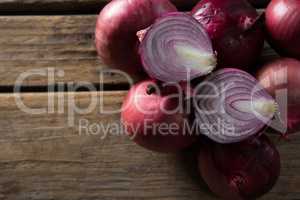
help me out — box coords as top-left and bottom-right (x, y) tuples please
(194, 68), (277, 143)
(139, 12), (217, 82)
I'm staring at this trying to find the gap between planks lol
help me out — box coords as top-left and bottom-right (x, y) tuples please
(0, 14), (278, 92)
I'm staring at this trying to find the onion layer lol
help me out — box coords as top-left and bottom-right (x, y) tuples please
(265, 0), (300, 60)
(198, 135), (281, 200)
(194, 68), (277, 143)
(139, 12), (216, 82)
(191, 0), (265, 69)
(95, 0), (177, 74)
(257, 58), (300, 134)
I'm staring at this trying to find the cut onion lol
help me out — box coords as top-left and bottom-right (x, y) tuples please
(193, 68), (277, 143)
(139, 12), (217, 82)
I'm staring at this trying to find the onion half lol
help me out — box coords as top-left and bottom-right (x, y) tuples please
(139, 12), (217, 82)
(194, 68), (277, 143)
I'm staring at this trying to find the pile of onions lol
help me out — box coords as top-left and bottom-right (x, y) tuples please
(191, 0), (265, 69)
(193, 68), (277, 143)
(257, 58), (300, 134)
(139, 12), (217, 82)
(198, 134), (281, 199)
(265, 0), (300, 60)
(121, 80), (196, 153)
(95, 0), (177, 74)
(94, 0), (286, 198)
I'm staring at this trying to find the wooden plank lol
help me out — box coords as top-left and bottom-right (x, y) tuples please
(0, 15), (132, 87)
(0, 15), (278, 88)
(0, 0), (199, 14)
(0, 91), (298, 199)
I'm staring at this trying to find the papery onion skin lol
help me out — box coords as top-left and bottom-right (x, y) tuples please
(139, 12), (216, 82)
(193, 68), (277, 144)
(95, 0), (177, 74)
(257, 58), (300, 134)
(198, 135), (281, 200)
(265, 0), (300, 60)
(121, 80), (196, 153)
(191, 0), (265, 69)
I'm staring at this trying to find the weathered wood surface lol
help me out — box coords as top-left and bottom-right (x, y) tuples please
(0, 15), (278, 88)
(0, 91), (298, 199)
(0, 0), (199, 14)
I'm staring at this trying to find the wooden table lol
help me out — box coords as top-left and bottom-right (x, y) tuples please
(0, 1), (299, 199)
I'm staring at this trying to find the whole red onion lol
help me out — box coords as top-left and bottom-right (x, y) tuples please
(257, 58), (300, 134)
(191, 0), (265, 69)
(121, 80), (196, 153)
(265, 0), (300, 60)
(198, 135), (281, 199)
(95, 0), (177, 74)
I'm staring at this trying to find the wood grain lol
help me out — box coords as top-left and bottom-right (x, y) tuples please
(0, 91), (298, 200)
(0, 0), (199, 14)
(0, 15), (132, 88)
(0, 15), (279, 88)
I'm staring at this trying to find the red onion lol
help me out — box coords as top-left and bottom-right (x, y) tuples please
(95, 0), (177, 74)
(265, 0), (300, 60)
(198, 135), (281, 199)
(257, 58), (300, 134)
(193, 68), (277, 143)
(139, 12), (217, 82)
(121, 80), (196, 153)
(191, 0), (265, 69)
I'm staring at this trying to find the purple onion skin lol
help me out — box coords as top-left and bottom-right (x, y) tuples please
(121, 79), (196, 153)
(266, 0), (300, 60)
(191, 0), (265, 69)
(257, 58), (300, 134)
(198, 135), (281, 200)
(95, 0), (177, 74)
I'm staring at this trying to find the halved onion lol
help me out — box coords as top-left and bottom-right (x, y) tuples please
(193, 68), (277, 143)
(139, 12), (217, 82)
